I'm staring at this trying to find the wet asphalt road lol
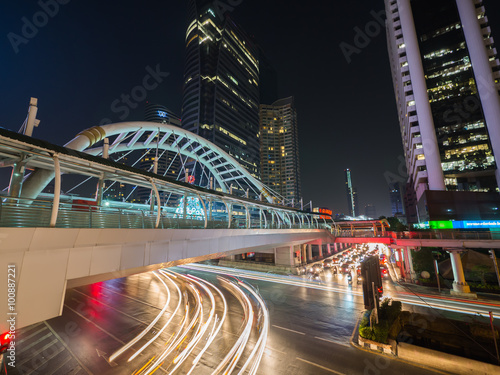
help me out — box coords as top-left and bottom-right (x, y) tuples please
(5, 266), (444, 375)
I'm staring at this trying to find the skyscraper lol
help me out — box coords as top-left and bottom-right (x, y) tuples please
(389, 182), (405, 216)
(344, 168), (358, 216)
(135, 103), (182, 203)
(259, 97), (301, 204)
(386, 0), (500, 221)
(182, 0), (260, 181)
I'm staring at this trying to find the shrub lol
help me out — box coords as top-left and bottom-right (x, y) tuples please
(359, 326), (374, 341)
(373, 320), (390, 343)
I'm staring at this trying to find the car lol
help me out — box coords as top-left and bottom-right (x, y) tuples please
(381, 266), (388, 277)
(311, 263), (322, 273)
(323, 259), (333, 268)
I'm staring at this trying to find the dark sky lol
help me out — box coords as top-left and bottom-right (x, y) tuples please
(2, 0), (500, 216)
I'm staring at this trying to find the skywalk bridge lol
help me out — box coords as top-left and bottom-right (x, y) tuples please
(0, 122), (335, 331)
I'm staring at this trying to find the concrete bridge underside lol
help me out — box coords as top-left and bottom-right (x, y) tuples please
(0, 227), (334, 332)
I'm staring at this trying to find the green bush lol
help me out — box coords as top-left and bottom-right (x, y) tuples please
(359, 299), (403, 344)
(359, 326), (374, 340)
(373, 320), (390, 343)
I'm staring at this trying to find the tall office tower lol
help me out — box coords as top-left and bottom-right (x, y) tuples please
(182, 0), (260, 182)
(135, 103), (182, 203)
(386, 0), (500, 221)
(259, 97), (301, 204)
(389, 182), (405, 216)
(344, 169), (358, 217)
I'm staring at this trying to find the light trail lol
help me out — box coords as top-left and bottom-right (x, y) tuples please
(182, 264), (500, 318)
(109, 270), (172, 362)
(107, 268), (270, 375)
(127, 270), (183, 362)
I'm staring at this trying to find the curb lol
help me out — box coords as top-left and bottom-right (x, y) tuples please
(349, 311), (453, 375)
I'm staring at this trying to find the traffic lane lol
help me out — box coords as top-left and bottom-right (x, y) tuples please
(263, 322), (441, 375)
(46, 273), (251, 375)
(177, 266), (364, 341)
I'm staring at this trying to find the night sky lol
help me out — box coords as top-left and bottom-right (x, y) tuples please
(2, 0), (500, 216)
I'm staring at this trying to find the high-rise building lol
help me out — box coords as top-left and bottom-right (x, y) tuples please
(259, 97), (301, 203)
(344, 169), (358, 217)
(182, 0), (260, 181)
(389, 182), (405, 216)
(135, 103), (182, 203)
(386, 0), (500, 222)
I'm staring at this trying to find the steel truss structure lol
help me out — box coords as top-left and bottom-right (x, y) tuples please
(0, 125), (333, 230)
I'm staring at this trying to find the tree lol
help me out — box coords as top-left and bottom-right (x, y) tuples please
(379, 216), (408, 232)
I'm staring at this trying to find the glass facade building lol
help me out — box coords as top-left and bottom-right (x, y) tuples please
(386, 0), (500, 220)
(182, 0), (260, 182)
(389, 182), (405, 216)
(135, 103), (182, 203)
(259, 97), (301, 204)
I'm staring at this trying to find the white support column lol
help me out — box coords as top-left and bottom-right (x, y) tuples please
(196, 193), (208, 229)
(398, 0), (446, 191)
(318, 242), (323, 258)
(405, 246), (416, 281)
(327, 243), (331, 254)
(456, 0), (500, 189)
(307, 244), (312, 261)
(447, 250), (474, 296)
(149, 179), (161, 229)
(302, 245), (307, 265)
(245, 205), (250, 229)
(49, 154), (61, 228)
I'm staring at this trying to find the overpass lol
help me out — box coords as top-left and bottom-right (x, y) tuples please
(0, 122), (336, 332)
(334, 222), (500, 299)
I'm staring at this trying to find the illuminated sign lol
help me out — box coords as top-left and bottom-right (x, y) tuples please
(454, 220), (500, 229)
(423, 220), (500, 230)
(429, 221), (453, 230)
(313, 207), (332, 220)
(158, 110), (168, 118)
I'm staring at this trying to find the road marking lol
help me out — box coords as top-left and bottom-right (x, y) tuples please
(64, 304), (126, 345)
(314, 336), (350, 348)
(272, 325), (305, 335)
(44, 321), (93, 375)
(296, 357), (345, 375)
(266, 346), (287, 355)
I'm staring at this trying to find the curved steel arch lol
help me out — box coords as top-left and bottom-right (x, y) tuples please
(22, 122), (280, 203)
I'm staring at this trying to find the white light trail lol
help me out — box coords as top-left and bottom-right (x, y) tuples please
(109, 271), (172, 362)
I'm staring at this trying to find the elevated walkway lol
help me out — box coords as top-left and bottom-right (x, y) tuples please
(0, 226), (334, 332)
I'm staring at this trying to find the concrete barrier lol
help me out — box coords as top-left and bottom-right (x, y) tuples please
(398, 342), (500, 375)
(358, 335), (396, 355)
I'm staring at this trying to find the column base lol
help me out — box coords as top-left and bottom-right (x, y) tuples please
(451, 282), (477, 299)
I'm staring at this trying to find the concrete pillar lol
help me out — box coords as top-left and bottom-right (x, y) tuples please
(456, 0), (500, 190)
(318, 242), (323, 258)
(405, 247), (416, 281)
(302, 245), (307, 264)
(327, 243), (331, 254)
(398, 0), (446, 191)
(447, 250), (473, 296)
(307, 244), (312, 261)
(275, 246), (294, 266)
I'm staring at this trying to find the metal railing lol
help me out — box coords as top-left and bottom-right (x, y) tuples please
(0, 199), (331, 231)
(335, 229), (495, 241)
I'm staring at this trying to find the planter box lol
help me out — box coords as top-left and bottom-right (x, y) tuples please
(358, 335), (396, 355)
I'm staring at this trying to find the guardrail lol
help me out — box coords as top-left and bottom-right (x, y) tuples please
(335, 230), (495, 240)
(0, 199), (331, 231)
